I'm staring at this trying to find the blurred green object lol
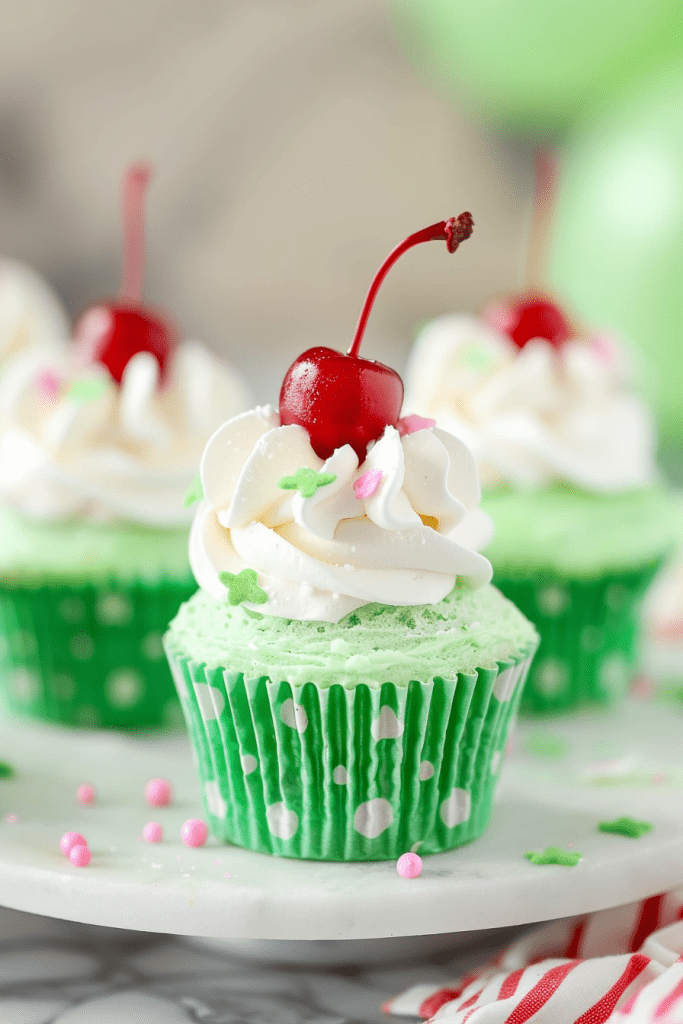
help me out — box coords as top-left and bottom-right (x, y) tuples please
(549, 63), (683, 465)
(392, 0), (683, 136)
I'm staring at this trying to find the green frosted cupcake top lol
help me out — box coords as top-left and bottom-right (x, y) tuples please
(0, 505), (192, 585)
(165, 583), (538, 688)
(482, 485), (681, 577)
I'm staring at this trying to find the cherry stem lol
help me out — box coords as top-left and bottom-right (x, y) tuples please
(119, 162), (152, 304)
(347, 213), (473, 359)
(526, 147), (558, 289)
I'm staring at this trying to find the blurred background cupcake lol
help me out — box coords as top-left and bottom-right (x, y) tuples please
(0, 165), (251, 729)
(403, 297), (680, 712)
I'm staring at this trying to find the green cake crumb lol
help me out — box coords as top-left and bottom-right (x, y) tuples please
(598, 817), (652, 838)
(525, 847), (581, 866)
(166, 583), (538, 688)
(524, 733), (568, 758)
(0, 761), (14, 779)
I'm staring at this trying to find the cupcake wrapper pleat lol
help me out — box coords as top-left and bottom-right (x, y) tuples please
(493, 557), (666, 715)
(0, 577), (195, 728)
(165, 643), (536, 860)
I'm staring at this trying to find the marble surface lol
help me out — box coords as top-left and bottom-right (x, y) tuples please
(0, 905), (523, 1023)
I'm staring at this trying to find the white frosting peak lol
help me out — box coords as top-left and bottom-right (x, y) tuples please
(191, 405), (493, 622)
(0, 340), (251, 525)
(403, 313), (657, 493)
(0, 258), (69, 363)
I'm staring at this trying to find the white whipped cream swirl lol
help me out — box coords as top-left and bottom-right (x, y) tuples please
(0, 258), (69, 363)
(0, 340), (251, 525)
(190, 405), (493, 622)
(403, 314), (657, 492)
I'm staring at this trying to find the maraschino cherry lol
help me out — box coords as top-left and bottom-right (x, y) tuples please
(484, 293), (572, 351)
(72, 163), (177, 384)
(279, 213), (473, 461)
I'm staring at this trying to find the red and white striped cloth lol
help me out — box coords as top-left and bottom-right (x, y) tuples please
(383, 890), (683, 1023)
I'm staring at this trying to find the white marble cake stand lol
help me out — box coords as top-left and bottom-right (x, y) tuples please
(0, 695), (682, 941)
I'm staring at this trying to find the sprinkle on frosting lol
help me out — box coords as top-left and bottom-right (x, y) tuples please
(278, 467), (337, 498)
(183, 473), (204, 508)
(398, 414), (436, 436)
(353, 469), (382, 499)
(219, 568), (268, 607)
(598, 817), (652, 838)
(66, 377), (109, 403)
(526, 847), (582, 866)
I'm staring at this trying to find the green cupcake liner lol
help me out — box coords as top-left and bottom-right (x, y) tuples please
(492, 558), (666, 715)
(165, 643), (536, 861)
(0, 576), (195, 729)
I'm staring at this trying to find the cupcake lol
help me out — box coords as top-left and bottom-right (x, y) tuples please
(0, 166), (251, 729)
(403, 294), (679, 714)
(164, 216), (538, 860)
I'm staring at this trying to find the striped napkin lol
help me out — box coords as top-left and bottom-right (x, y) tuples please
(383, 890), (683, 1023)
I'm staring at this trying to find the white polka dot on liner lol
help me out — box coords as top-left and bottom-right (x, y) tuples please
(241, 754), (258, 775)
(266, 802), (299, 840)
(96, 592), (132, 626)
(11, 667), (39, 702)
(371, 706), (403, 740)
(353, 798), (394, 839)
(142, 631), (164, 661)
(332, 765), (348, 785)
(106, 669), (144, 709)
(280, 698), (308, 733)
(205, 780), (227, 818)
(418, 761), (435, 781)
(194, 683), (225, 721)
(535, 658), (568, 696)
(439, 788), (471, 828)
(537, 585), (569, 617)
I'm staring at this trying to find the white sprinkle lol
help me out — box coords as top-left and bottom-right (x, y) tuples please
(247, 640), (258, 650)
(182, 873), (190, 877)
(343, 564), (354, 570)
(151, 862), (162, 869)
(469, 621), (481, 629)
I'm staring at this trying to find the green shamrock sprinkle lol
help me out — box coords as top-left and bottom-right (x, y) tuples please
(66, 377), (109, 402)
(0, 761), (14, 779)
(183, 473), (204, 508)
(524, 733), (568, 758)
(598, 816), (652, 838)
(278, 467), (337, 498)
(219, 569), (268, 606)
(525, 847), (581, 867)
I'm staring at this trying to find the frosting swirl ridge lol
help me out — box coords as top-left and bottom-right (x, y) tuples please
(0, 340), (251, 525)
(403, 314), (657, 493)
(190, 405), (493, 622)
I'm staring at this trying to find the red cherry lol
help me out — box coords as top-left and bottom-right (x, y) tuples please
(485, 294), (572, 350)
(280, 213), (474, 461)
(72, 163), (177, 384)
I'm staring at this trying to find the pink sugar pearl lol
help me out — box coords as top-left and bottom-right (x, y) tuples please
(181, 819), (207, 848)
(76, 783), (96, 805)
(60, 831), (87, 857)
(143, 822), (163, 843)
(145, 778), (172, 807)
(396, 852), (422, 879)
(69, 844), (91, 867)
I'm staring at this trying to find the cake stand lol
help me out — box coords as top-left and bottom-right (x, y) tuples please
(1, 690), (683, 942)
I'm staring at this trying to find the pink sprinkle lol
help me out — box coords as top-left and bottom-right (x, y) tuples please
(630, 674), (654, 699)
(36, 370), (62, 398)
(143, 822), (163, 843)
(181, 819), (207, 848)
(145, 778), (172, 807)
(76, 783), (96, 805)
(224, 872), (231, 878)
(69, 844), (91, 867)
(5, 813), (18, 824)
(397, 414), (436, 436)
(353, 469), (382, 499)
(60, 831), (87, 857)
(652, 772), (667, 785)
(483, 300), (516, 334)
(396, 852), (422, 878)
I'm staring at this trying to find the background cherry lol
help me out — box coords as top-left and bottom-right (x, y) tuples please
(72, 163), (177, 384)
(484, 293), (573, 350)
(279, 213), (473, 461)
